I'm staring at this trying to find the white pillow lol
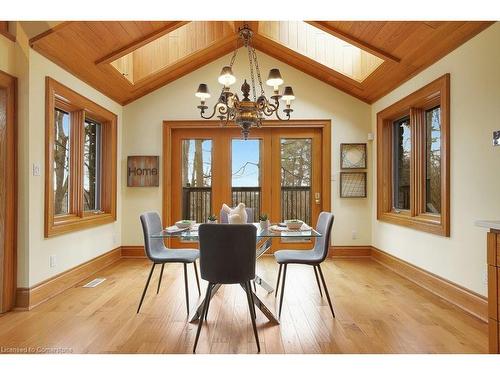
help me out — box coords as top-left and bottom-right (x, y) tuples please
(222, 203), (248, 224)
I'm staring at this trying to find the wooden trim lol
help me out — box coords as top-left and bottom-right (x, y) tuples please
(0, 69), (17, 313)
(329, 246), (372, 258)
(45, 77), (117, 237)
(306, 21), (401, 64)
(121, 246), (146, 258)
(15, 248), (121, 310)
(371, 246), (488, 323)
(28, 22), (72, 47)
(0, 21), (15, 42)
(376, 74), (450, 236)
(95, 21), (189, 65)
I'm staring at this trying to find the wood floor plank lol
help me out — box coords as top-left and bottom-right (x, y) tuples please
(0, 257), (488, 354)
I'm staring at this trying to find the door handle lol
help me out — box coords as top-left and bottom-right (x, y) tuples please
(314, 192), (321, 204)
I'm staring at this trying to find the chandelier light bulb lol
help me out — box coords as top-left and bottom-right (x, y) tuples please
(195, 84), (211, 101)
(218, 66), (236, 86)
(281, 86), (295, 105)
(266, 68), (284, 91)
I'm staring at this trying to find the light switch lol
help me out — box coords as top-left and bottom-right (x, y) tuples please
(33, 163), (41, 176)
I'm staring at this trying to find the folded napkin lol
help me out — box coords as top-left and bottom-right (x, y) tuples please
(269, 223), (312, 232)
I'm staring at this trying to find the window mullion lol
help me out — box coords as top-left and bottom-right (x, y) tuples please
(71, 109), (85, 217)
(410, 107), (425, 217)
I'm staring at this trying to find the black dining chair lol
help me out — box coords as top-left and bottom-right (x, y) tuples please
(274, 212), (335, 319)
(137, 212), (201, 315)
(193, 224), (260, 353)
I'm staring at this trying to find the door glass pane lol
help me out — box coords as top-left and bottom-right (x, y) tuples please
(231, 139), (261, 222)
(84, 119), (102, 212)
(393, 116), (411, 210)
(280, 138), (312, 225)
(425, 106), (441, 214)
(181, 139), (212, 222)
(53, 108), (71, 215)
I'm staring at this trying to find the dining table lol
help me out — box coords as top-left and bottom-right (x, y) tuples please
(151, 222), (322, 325)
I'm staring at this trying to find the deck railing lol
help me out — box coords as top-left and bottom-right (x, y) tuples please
(182, 186), (311, 224)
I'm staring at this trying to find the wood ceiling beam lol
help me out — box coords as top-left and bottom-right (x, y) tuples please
(306, 21), (401, 63)
(95, 21), (189, 65)
(29, 21), (72, 46)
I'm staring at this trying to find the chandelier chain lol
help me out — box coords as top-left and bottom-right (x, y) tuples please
(250, 42), (265, 96)
(247, 44), (257, 101)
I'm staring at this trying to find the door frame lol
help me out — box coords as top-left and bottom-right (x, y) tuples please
(162, 119), (331, 229)
(0, 69), (17, 313)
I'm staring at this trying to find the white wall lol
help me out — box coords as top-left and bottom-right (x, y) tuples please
(0, 23), (124, 287)
(122, 50), (372, 247)
(371, 23), (500, 296)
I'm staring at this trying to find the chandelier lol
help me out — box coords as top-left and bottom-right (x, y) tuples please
(195, 25), (295, 139)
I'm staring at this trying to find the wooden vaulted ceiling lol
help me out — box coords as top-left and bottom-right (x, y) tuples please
(29, 21), (494, 105)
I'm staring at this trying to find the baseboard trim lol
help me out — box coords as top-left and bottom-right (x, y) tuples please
(15, 247), (121, 310)
(329, 246), (372, 258)
(371, 247), (488, 323)
(121, 245), (145, 258)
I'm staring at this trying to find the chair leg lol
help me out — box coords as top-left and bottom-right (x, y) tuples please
(244, 281), (260, 353)
(193, 282), (212, 353)
(204, 284), (213, 320)
(183, 263), (189, 315)
(156, 264), (165, 294)
(193, 262), (201, 296)
(252, 279), (257, 292)
(317, 264), (335, 318)
(137, 263), (156, 314)
(313, 265), (323, 297)
(275, 264), (283, 298)
(278, 264), (287, 318)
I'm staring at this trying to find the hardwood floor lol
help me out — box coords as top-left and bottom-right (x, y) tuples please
(0, 257), (488, 354)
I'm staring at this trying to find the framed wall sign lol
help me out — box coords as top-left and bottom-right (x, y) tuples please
(127, 156), (159, 187)
(494, 130), (500, 146)
(340, 172), (367, 198)
(340, 143), (367, 169)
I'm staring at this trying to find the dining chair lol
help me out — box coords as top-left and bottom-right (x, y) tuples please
(137, 212), (201, 315)
(274, 212), (335, 319)
(193, 224), (260, 353)
(219, 207), (254, 223)
(219, 207), (258, 291)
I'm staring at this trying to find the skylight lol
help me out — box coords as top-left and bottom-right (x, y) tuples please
(111, 22), (233, 84)
(259, 21), (384, 83)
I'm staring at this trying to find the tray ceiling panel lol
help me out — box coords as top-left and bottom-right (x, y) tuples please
(29, 21), (494, 105)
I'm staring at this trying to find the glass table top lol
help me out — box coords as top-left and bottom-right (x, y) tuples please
(150, 223), (322, 240)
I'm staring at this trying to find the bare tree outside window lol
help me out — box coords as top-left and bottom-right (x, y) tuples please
(280, 138), (312, 224)
(84, 119), (102, 211)
(53, 109), (70, 215)
(181, 139), (212, 222)
(425, 106), (441, 214)
(393, 116), (411, 210)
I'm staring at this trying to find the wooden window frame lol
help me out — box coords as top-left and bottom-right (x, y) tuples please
(376, 74), (450, 236)
(45, 77), (117, 237)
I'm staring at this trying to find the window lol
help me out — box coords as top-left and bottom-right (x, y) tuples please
(376, 74), (449, 236)
(45, 77), (117, 237)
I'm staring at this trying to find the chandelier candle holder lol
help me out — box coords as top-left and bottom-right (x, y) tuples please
(195, 25), (296, 139)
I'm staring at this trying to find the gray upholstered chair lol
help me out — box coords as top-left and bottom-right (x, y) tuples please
(219, 207), (254, 223)
(137, 212), (201, 315)
(193, 224), (260, 353)
(274, 212), (335, 318)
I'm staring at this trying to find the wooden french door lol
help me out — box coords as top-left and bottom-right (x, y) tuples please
(0, 70), (16, 313)
(164, 121), (330, 251)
